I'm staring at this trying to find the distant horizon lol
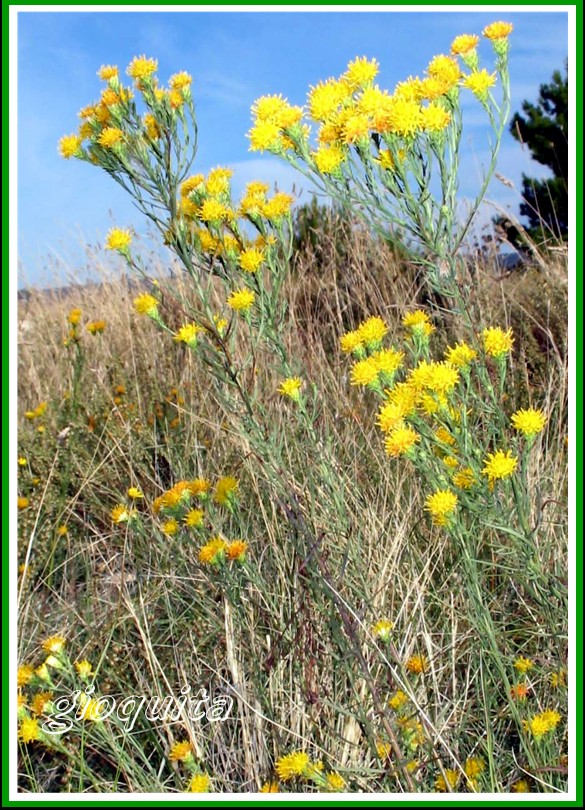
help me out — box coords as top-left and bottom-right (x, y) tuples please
(17, 7), (570, 287)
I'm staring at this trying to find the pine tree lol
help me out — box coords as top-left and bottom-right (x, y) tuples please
(509, 65), (568, 240)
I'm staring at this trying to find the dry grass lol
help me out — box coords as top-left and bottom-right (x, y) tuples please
(16, 232), (568, 794)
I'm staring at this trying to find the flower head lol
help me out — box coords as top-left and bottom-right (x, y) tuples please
(384, 424), (420, 458)
(463, 69), (497, 101)
(344, 56), (379, 90)
(133, 293), (159, 318)
(187, 773), (211, 793)
(356, 316), (388, 349)
(278, 377), (303, 402)
(402, 309), (435, 336)
(451, 34), (480, 55)
(482, 450), (518, 485)
(105, 227), (132, 253)
(87, 320), (106, 335)
(17, 664), (35, 687)
(97, 127), (125, 149)
(406, 654), (428, 675)
(445, 342), (477, 368)
(227, 288), (255, 313)
(340, 330), (364, 356)
(174, 323), (204, 348)
(42, 636), (66, 654)
(184, 508), (204, 528)
(226, 540), (248, 562)
(483, 21), (514, 40)
(483, 327), (514, 357)
(275, 751), (311, 781)
(127, 55), (158, 81)
(525, 709), (561, 740)
(75, 659), (93, 679)
(513, 656), (534, 675)
(58, 134), (82, 159)
(389, 690), (409, 711)
(372, 619), (393, 641)
(214, 476), (239, 506)
(350, 357), (380, 388)
(19, 717), (40, 744)
(198, 536), (227, 565)
(435, 769), (459, 792)
(239, 247), (265, 274)
(511, 408), (547, 437)
(170, 740), (193, 762)
(425, 489), (458, 526)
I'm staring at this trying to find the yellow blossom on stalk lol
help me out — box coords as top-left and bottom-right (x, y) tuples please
(97, 127), (125, 149)
(389, 690), (409, 711)
(133, 293), (159, 317)
(483, 326), (514, 357)
(278, 377), (303, 402)
(248, 120), (282, 152)
(452, 467), (476, 490)
(143, 113), (161, 140)
(372, 348), (404, 377)
(483, 21), (514, 41)
(463, 69), (497, 101)
(198, 230), (221, 253)
(226, 540), (248, 562)
(427, 54), (461, 87)
(465, 757), (485, 781)
(187, 773), (211, 792)
(18, 717), (40, 744)
(75, 659), (93, 679)
(260, 781), (280, 793)
(170, 71), (192, 90)
(375, 149), (397, 172)
(451, 34), (480, 55)
(511, 779), (531, 793)
(356, 316), (388, 348)
(402, 309), (435, 336)
(376, 739), (392, 759)
(181, 174), (205, 198)
(425, 489), (458, 526)
(170, 740), (193, 762)
(406, 654), (428, 674)
(525, 709), (561, 740)
(344, 56), (379, 89)
(68, 308), (82, 326)
(511, 408), (547, 437)
(80, 697), (106, 722)
(18, 457), (27, 467)
(420, 75), (454, 101)
(340, 330), (364, 355)
(273, 101), (303, 130)
(376, 401), (406, 433)
(42, 636), (66, 654)
(199, 536), (227, 565)
(423, 362), (459, 395)
(87, 320), (106, 335)
(239, 247), (265, 273)
(513, 656), (534, 674)
(161, 518), (179, 536)
(386, 97), (423, 137)
(435, 427), (456, 447)
(31, 692), (53, 716)
(17, 497), (29, 510)
(435, 769), (459, 792)
(127, 55), (158, 81)
(105, 227), (132, 252)
(174, 323), (204, 347)
(17, 664), (34, 687)
(206, 166), (234, 196)
(184, 508), (204, 528)
(350, 357), (380, 388)
(188, 478), (211, 498)
(307, 78), (349, 121)
(313, 144), (347, 175)
(359, 84), (392, 114)
(510, 682), (529, 701)
(384, 424), (420, 458)
(342, 112), (371, 145)
(111, 504), (134, 524)
(482, 449), (518, 485)
(35, 663), (50, 682)
(214, 476), (239, 506)
(420, 103), (451, 132)
(275, 751), (311, 781)
(262, 192), (294, 221)
(252, 94), (287, 121)
(127, 487), (144, 499)
(199, 198), (231, 223)
(58, 133), (82, 159)
(98, 65), (118, 81)
(445, 342), (477, 368)
(550, 669), (567, 689)
(227, 288), (255, 313)
(372, 619), (393, 640)
(325, 772), (346, 791)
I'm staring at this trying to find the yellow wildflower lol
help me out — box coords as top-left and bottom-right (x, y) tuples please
(184, 508), (204, 528)
(525, 709), (561, 740)
(198, 536), (227, 565)
(451, 34), (480, 55)
(384, 424), (420, 458)
(350, 357), (379, 387)
(97, 127), (125, 148)
(42, 636), (66, 654)
(18, 717), (40, 744)
(226, 540), (248, 562)
(435, 769), (459, 792)
(389, 690), (409, 711)
(227, 288), (255, 312)
(127, 55), (158, 81)
(513, 656), (534, 674)
(344, 56), (379, 90)
(187, 773), (211, 792)
(483, 21), (514, 40)
(98, 65), (118, 81)
(239, 247), (265, 273)
(482, 450), (518, 484)
(372, 619), (393, 640)
(133, 293), (159, 317)
(105, 227), (132, 252)
(170, 740), (192, 762)
(58, 134), (82, 159)
(75, 659), (93, 679)
(425, 489), (458, 526)
(278, 377), (303, 401)
(511, 408), (547, 437)
(275, 751), (311, 781)
(406, 654), (428, 674)
(214, 476), (239, 506)
(445, 342), (477, 368)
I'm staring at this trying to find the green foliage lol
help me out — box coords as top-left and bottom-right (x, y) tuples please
(509, 66), (568, 240)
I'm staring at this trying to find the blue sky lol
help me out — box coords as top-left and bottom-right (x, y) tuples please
(17, 7), (569, 286)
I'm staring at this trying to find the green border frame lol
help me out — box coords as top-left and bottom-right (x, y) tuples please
(4, 1), (582, 806)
